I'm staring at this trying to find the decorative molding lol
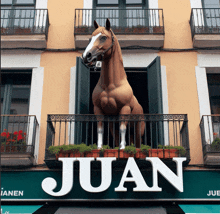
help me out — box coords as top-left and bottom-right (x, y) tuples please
(190, 0), (202, 8)
(36, 0), (48, 9)
(195, 66), (211, 118)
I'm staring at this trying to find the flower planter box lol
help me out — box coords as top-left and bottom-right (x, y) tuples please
(118, 150), (135, 159)
(149, 149), (164, 158)
(85, 149), (100, 158)
(69, 151), (83, 157)
(1, 28), (8, 34)
(133, 27), (149, 33)
(163, 149), (179, 158)
(56, 150), (69, 160)
(15, 28), (31, 34)
(153, 26), (163, 34)
(75, 27), (89, 34)
(135, 148), (147, 159)
(124, 27), (132, 33)
(1, 145), (18, 153)
(104, 149), (119, 158)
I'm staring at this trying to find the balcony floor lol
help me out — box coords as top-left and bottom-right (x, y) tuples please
(1, 34), (47, 49)
(1, 153), (35, 168)
(75, 34), (164, 50)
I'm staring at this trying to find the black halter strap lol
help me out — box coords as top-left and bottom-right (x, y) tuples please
(100, 29), (115, 61)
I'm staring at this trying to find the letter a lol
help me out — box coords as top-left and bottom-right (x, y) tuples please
(115, 157), (151, 192)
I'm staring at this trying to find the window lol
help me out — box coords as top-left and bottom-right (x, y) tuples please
(202, 0), (220, 28)
(92, 0), (148, 28)
(1, 0), (36, 29)
(202, 0), (220, 8)
(207, 73), (220, 114)
(1, 70), (32, 116)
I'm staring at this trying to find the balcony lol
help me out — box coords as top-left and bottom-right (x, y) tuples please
(1, 115), (38, 167)
(45, 114), (190, 168)
(190, 8), (220, 48)
(200, 115), (220, 166)
(74, 9), (164, 50)
(1, 9), (49, 49)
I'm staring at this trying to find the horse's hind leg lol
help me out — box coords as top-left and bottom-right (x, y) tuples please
(135, 120), (145, 148)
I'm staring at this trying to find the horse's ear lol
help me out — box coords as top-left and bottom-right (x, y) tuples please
(94, 20), (99, 29)
(105, 18), (110, 31)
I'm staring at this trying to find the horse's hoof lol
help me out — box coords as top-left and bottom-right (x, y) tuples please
(120, 143), (125, 150)
(97, 143), (102, 149)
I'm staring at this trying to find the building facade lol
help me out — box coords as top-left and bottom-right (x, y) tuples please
(1, 0), (220, 213)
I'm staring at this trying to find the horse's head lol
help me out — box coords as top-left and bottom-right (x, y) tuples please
(82, 18), (114, 67)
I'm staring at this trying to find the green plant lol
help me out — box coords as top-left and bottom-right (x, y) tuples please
(124, 144), (137, 154)
(98, 145), (110, 155)
(114, 147), (119, 150)
(69, 144), (80, 153)
(172, 146), (186, 156)
(48, 145), (61, 154)
(90, 144), (97, 150)
(60, 144), (71, 152)
(78, 143), (91, 154)
(140, 144), (151, 154)
(211, 137), (220, 151)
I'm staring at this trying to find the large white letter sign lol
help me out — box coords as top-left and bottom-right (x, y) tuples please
(78, 157), (116, 193)
(115, 157), (152, 192)
(41, 158), (76, 196)
(146, 157), (186, 192)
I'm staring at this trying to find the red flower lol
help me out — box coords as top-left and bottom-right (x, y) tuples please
(18, 130), (23, 134)
(24, 132), (26, 136)
(1, 132), (7, 137)
(13, 131), (18, 135)
(17, 134), (23, 141)
(6, 133), (10, 139)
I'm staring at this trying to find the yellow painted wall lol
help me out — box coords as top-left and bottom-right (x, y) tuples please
(38, 0), (83, 164)
(38, 0), (203, 165)
(158, 0), (203, 164)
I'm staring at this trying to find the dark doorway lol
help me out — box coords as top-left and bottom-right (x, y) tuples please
(207, 73), (220, 114)
(89, 70), (149, 114)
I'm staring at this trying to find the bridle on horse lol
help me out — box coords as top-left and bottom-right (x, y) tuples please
(99, 29), (115, 61)
(83, 29), (115, 70)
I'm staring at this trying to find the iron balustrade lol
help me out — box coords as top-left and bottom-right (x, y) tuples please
(0, 115), (38, 155)
(74, 8), (164, 35)
(200, 115), (220, 154)
(190, 8), (220, 39)
(45, 114), (190, 160)
(1, 9), (49, 39)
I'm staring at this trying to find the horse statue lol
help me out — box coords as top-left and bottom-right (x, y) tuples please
(82, 18), (145, 149)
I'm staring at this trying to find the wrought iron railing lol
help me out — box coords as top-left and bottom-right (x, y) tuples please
(1, 9), (49, 39)
(74, 9), (164, 35)
(0, 115), (38, 155)
(200, 115), (220, 154)
(45, 114), (190, 160)
(190, 8), (220, 39)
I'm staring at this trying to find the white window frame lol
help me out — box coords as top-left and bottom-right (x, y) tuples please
(195, 54), (220, 144)
(1, 53), (44, 164)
